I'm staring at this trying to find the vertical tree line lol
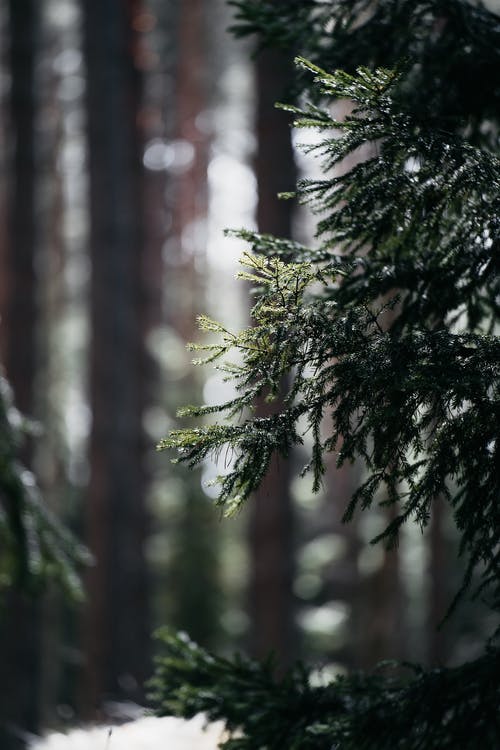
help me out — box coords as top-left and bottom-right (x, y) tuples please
(160, 0), (221, 650)
(81, 0), (150, 714)
(248, 45), (296, 669)
(0, 1), (40, 746)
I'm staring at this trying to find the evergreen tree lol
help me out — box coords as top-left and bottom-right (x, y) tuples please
(151, 1), (500, 747)
(0, 3), (42, 743)
(0, 373), (86, 596)
(0, 372), (87, 749)
(0, 3), (87, 742)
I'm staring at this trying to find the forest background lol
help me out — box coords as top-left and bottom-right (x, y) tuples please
(0, 1), (495, 748)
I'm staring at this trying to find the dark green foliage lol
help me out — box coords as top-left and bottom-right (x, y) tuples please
(160, 62), (500, 612)
(154, 0), (500, 746)
(230, 0), (500, 138)
(151, 630), (500, 749)
(166, 487), (222, 647)
(0, 375), (88, 597)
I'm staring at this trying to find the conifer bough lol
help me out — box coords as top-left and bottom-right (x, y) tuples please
(156, 2), (500, 745)
(0, 376), (88, 597)
(159, 60), (500, 619)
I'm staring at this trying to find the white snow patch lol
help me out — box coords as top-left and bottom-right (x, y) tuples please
(32, 714), (230, 750)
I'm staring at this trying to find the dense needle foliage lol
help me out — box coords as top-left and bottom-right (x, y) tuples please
(154, 1), (500, 747)
(230, 0), (500, 135)
(0, 375), (87, 597)
(150, 630), (500, 750)
(161, 58), (499, 616)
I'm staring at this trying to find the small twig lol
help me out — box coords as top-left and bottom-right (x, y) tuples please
(104, 727), (113, 750)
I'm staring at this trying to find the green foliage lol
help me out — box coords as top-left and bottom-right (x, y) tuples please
(230, 0), (500, 138)
(165, 488), (222, 646)
(151, 630), (500, 749)
(0, 374), (88, 598)
(160, 62), (500, 612)
(154, 0), (500, 746)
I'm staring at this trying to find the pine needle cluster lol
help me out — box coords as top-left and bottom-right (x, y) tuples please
(155, 1), (500, 746)
(150, 630), (500, 750)
(160, 59), (499, 616)
(0, 375), (88, 597)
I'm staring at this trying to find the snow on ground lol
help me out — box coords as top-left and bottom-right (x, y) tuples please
(32, 714), (229, 750)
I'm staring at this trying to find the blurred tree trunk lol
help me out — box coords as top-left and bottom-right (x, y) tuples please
(163, 0), (221, 648)
(167, 0), (209, 339)
(358, 503), (406, 668)
(0, 1), (41, 747)
(36, 26), (71, 725)
(323, 451), (363, 670)
(247, 46), (296, 670)
(357, 353), (406, 666)
(81, 0), (150, 716)
(427, 496), (448, 665)
(1, 2), (38, 412)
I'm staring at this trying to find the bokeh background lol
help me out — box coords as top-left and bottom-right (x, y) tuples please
(0, 0), (494, 746)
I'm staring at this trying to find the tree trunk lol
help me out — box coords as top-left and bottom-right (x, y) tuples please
(0, 1), (40, 747)
(166, 0), (209, 337)
(247, 46), (296, 670)
(427, 495), (448, 665)
(81, 0), (150, 716)
(358, 504), (406, 668)
(323, 450), (363, 670)
(162, 0), (221, 648)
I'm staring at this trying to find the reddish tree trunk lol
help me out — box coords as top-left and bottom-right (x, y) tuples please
(247, 47), (296, 670)
(81, 0), (150, 716)
(162, 0), (221, 648)
(167, 0), (209, 335)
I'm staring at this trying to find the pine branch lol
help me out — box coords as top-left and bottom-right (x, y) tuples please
(150, 629), (500, 750)
(0, 375), (90, 597)
(160, 52), (499, 615)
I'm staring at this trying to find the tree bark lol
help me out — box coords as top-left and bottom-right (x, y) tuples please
(247, 46), (296, 670)
(0, 1), (40, 747)
(81, 0), (150, 716)
(427, 495), (448, 665)
(163, 0), (221, 648)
